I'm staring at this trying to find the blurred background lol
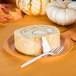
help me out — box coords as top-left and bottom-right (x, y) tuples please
(0, 0), (76, 3)
(0, 0), (16, 4)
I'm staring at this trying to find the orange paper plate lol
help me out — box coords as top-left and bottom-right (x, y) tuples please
(3, 33), (73, 60)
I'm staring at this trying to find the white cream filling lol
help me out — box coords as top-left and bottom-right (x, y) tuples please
(33, 30), (46, 35)
(47, 28), (53, 33)
(42, 36), (51, 53)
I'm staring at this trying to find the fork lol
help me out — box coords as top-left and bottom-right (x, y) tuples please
(21, 46), (64, 68)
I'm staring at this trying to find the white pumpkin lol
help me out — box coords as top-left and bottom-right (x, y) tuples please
(46, 0), (76, 26)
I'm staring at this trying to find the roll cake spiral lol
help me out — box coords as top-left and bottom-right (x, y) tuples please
(14, 25), (60, 56)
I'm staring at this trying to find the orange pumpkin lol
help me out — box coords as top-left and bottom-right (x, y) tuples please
(16, 0), (50, 15)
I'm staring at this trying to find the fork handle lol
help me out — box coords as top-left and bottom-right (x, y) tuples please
(21, 53), (48, 68)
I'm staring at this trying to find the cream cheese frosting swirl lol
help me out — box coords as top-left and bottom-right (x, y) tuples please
(15, 25), (60, 39)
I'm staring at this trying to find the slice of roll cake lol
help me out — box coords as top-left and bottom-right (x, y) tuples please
(14, 25), (60, 56)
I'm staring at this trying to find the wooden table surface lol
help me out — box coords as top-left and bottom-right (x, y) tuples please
(0, 15), (76, 76)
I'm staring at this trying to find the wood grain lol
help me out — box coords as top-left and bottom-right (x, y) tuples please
(0, 15), (76, 76)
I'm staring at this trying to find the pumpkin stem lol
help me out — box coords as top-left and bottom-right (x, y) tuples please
(57, 0), (71, 9)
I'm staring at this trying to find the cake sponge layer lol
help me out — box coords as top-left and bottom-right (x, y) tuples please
(14, 25), (60, 56)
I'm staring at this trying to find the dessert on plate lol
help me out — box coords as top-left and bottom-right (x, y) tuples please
(14, 25), (60, 56)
